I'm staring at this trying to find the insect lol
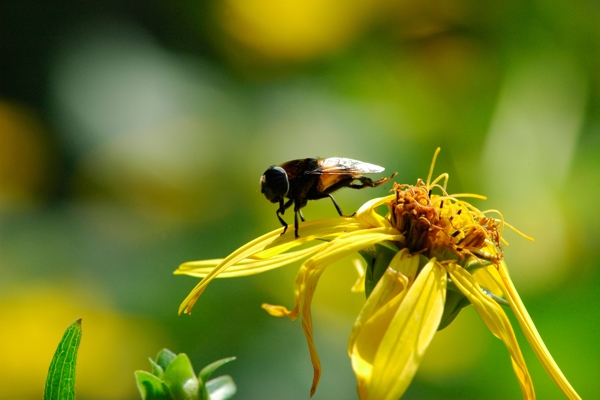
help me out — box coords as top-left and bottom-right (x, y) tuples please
(260, 157), (397, 238)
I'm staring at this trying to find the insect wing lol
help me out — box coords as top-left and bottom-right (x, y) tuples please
(310, 157), (385, 175)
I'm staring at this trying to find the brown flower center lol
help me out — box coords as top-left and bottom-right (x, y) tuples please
(388, 180), (502, 264)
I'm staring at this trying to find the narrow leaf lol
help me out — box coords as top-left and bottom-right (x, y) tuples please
(43, 318), (82, 400)
(198, 357), (236, 383)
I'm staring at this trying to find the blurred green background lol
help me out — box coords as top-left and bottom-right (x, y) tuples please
(1, 1), (598, 399)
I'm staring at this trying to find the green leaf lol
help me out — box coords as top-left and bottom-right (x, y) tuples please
(198, 357), (236, 383)
(358, 245), (376, 271)
(438, 289), (471, 330)
(163, 354), (199, 400)
(43, 318), (82, 400)
(362, 242), (399, 298)
(135, 370), (172, 400)
(156, 348), (177, 371)
(149, 358), (164, 378)
(206, 375), (237, 400)
(375, 240), (401, 253)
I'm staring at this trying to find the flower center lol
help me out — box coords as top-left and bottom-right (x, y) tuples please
(387, 180), (503, 265)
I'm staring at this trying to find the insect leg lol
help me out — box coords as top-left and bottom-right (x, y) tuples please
(347, 173), (397, 189)
(327, 194), (354, 217)
(276, 210), (288, 234)
(346, 176), (376, 189)
(277, 199), (294, 235)
(293, 200), (305, 238)
(298, 209), (306, 222)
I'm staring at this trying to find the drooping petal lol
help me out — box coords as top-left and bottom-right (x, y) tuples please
(350, 268), (410, 398)
(178, 218), (361, 314)
(446, 264), (535, 400)
(484, 263), (581, 400)
(263, 227), (404, 320)
(348, 249), (418, 356)
(349, 258), (446, 400)
(365, 260), (446, 400)
(300, 266), (326, 398)
(262, 227), (404, 396)
(179, 227), (285, 314)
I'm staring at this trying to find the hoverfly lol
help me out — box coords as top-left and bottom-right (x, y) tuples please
(260, 157), (397, 238)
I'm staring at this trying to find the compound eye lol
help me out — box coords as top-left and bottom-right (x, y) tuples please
(260, 166), (289, 202)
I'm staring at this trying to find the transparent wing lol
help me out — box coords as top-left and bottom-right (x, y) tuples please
(307, 157), (385, 175)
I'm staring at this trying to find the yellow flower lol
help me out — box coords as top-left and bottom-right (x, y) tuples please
(176, 148), (580, 399)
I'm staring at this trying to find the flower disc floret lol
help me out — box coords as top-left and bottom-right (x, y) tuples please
(388, 180), (503, 265)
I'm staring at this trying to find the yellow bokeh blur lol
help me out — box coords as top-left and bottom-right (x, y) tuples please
(0, 102), (52, 212)
(219, 0), (378, 62)
(0, 284), (165, 399)
(1, 0), (598, 398)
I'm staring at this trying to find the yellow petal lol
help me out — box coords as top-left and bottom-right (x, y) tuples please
(349, 258), (446, 400)
(350, 258), (366, 293)
(348, 249), (417, 357)
(281, 227), (405, 396)
(486, 263), (581, 399)
(175, 244), (324, 278)
(254, 217), (362, 258)
(275, 228), (404, 321)
(302, 229), (403, 396)
(365, 260), (446, 400)
(178, 217), (360, 314)
(178, 227), (284, 314)
(472, 266), (504, 298)
(354, 194), (395, 228)
(391, 247), (420, 279)
(302, 266), (326, 397)
(350, 268), (410, 397)
(446, 264), (535, 400)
